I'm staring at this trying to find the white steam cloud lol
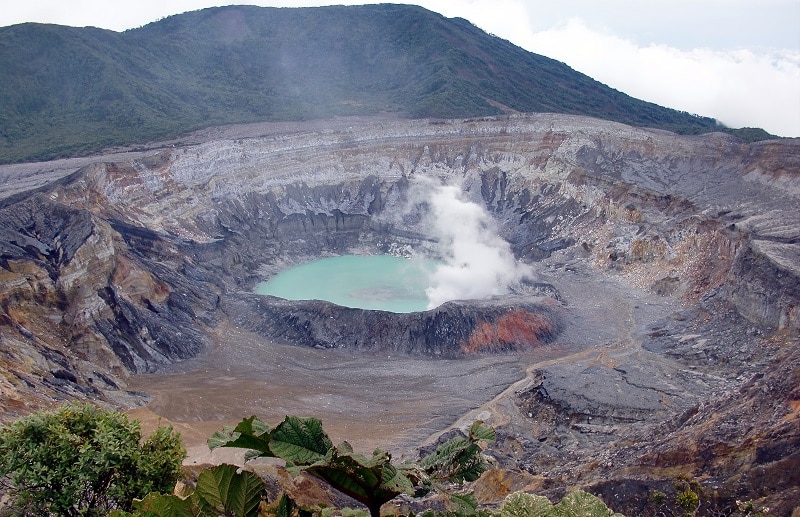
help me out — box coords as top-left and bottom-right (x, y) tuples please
(421, 181), (531, 309)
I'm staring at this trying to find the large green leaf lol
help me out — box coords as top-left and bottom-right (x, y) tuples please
(378, 462), (416, 496)
(312, 465), (375, 504)
(269, 416), (333, 467)
(276, 493), (297, 517)
(419, 436), (471, 471)
(445, 490), (479, 515)
(309, 448), (387, 502)
(303, 443), (416, 509)
(552, 490), (623, 517)
(469, 421), (496, 443)
(226, 470), (265, 517)
(232, 415), (272, 438)
(500, 491), (554, 517)
(193, 464), (265, 517)
(194, 464), (236, 513)
(208, 416), (274, 456)
(419, 436), (487, 483)
(132, 493), (194, 517)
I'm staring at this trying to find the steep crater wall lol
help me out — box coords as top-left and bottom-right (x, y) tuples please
(0, 114), (798, 418)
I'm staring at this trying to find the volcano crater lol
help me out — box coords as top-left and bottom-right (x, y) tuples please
(1, 114), (799, 513)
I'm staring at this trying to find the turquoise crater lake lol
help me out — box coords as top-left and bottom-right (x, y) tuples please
(255, 255), (440, 313)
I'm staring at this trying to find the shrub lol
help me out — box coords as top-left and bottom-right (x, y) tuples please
(675, 489), (700, 515)
(0, 403), (185, 516)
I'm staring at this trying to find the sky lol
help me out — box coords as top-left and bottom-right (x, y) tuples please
(1, 1), (799, 137)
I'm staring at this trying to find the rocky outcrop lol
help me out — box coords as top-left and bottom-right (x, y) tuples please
(227, 293), (561, 357)
(0, 193), (219, 418)
(727, 239), (800, 330)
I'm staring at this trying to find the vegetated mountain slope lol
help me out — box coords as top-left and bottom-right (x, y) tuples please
(0, 4), (766, 164)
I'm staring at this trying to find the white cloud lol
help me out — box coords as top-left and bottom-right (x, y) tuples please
(522, 19), (800, 137)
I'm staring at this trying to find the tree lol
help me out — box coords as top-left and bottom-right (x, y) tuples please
(0, 403), (186, 516)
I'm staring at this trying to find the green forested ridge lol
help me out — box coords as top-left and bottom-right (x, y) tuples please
(0, 4), (768, 164)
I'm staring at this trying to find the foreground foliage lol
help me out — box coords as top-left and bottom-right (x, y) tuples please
(120, 464), (266, 517)
(124, 413), (622, 516)
(131, 477), (622, 517)
(0, 406), (625, 516)
(206, 415), (496, 517)
(0, 403), (185, 516)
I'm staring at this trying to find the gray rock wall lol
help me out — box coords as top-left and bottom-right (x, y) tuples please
(0, 113), (798, 417)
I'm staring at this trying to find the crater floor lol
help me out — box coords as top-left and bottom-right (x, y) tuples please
(127, 255), (679, 464)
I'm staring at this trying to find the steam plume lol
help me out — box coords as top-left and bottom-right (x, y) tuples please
(421, 181), (531, 309)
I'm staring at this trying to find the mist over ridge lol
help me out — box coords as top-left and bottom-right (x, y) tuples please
(0, 3), (772, 165)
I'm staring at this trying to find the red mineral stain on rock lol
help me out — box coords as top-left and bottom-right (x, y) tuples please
(461, 310), (555, 353)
